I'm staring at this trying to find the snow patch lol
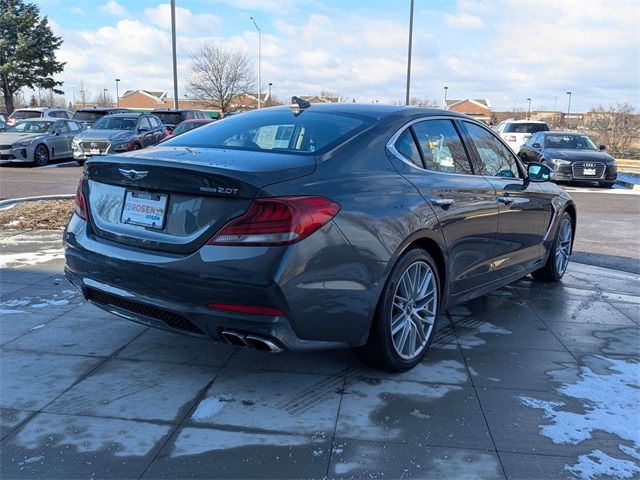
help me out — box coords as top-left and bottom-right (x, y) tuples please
(519, 356), (640, 476)
(457, 321), (512, 349)
(190, 395), (234, 421)
(0, 248), (64, 268)
(0, 290), (78, 313)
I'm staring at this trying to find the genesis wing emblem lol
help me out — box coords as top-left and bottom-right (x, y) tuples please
(118, 169), (148, 181)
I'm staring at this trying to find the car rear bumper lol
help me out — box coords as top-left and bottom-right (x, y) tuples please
(64, 213), (383, 352)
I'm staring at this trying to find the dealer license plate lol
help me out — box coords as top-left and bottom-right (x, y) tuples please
(89, 149), (101, 155)
(120, 190), (168, 229)
(583, 168), (596, 175)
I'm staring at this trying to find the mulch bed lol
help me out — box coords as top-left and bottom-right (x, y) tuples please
(0, 199), (74, 231)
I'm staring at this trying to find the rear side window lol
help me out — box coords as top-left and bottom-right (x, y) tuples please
(464, 122), (521, 178)
(504, 122), (549, 134)
(395, 129), (422, 167)
(166, 109), (372, 154)
(412, 120), (473, 175)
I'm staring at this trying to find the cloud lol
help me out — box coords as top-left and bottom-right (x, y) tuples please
(444, 12), (485, 29)
(69, 6), (84, 16)
(98, 0), (128, 17)
(144, 3), (221, 35)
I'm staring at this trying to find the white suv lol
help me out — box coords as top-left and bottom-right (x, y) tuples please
(7, 107), (73, 126)
(496, 119), (549, 152)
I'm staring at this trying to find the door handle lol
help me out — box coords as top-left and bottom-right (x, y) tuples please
(431, 198), (455, 207)
(498, 196), (515, 205)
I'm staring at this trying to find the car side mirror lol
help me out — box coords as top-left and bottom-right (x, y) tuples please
(532, 142), (541, 149)
(138, 127), (149, 132)
(599, 144), (606, 151)
(527, 162), (551, 182)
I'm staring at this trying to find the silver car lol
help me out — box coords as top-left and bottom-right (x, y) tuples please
(0, 118), (84, 166)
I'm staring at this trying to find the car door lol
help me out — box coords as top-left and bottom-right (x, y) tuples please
(459, 120), (552, 279)
(61, 121), (82, 157)
(519, 133), (543, 164)
(50, 120), (70, 158)
(390, 118), (499, 295)
(137, 117), (153, 147)
(149, 117), (163, 144)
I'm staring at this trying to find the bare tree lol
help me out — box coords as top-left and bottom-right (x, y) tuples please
(94, 89), (113, 107)
(587, 103), (639, 156)
(42, 89), (66, 107)
(394, 97), (439, 107)
(187, 42), (254, 114)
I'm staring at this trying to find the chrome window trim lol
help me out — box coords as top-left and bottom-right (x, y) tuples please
(385, 115), (476, 176)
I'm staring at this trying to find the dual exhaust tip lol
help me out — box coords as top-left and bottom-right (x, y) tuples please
(221, 330), (283, 352)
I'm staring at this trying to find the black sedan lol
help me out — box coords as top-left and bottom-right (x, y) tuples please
(518, 131), (617, 187)
(65, 103), (575, 372)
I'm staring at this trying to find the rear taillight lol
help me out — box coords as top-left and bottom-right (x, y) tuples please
(207, 303), (284, 316)
(209, 196), (341, 246)
(74, 179), (88, 221)
(506, 135), (517, 142)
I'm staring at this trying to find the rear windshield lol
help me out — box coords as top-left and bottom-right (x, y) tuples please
(11, 110), (42, 120)
(153, 112), (184, 125)
(73, 111), (107, 121)
(92, 116), (138, 130)
(165, 109), (372, 154)
(504, 123), (549, 134)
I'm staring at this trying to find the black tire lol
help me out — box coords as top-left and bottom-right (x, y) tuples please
(132, 143), (141, 150)
(532, 212), (573, 282)
(76, 159), (86, 166)
(33, 144), (49, 166)
(599, 181), (614, 188)
(357, 248), (441, 372)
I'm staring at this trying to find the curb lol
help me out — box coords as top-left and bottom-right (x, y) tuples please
(616, 179), (640, 191)
(0, 194), (75, 209)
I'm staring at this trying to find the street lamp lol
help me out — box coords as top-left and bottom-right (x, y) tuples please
(566, 91), (572, 114)
(268, 82), (272, 106)
(250, 17), (262, 109)
(170, 0), (179, 109)
(103, 88), (109, 107)
(115, 78), (120, 107)
(443, 86), (448, 109)
(404, 0), (414, 105)
(526, 97), (531, 119)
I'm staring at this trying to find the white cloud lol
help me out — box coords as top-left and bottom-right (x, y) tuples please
(444, 12), (485, 29)
(99, 0), (128, 17)
(144, 4), (221, 35)
(69, 6), (84, 16)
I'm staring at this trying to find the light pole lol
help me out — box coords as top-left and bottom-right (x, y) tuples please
(443, 86), (448, 109)
(103, 88), (109, 107)
(268, 82), (272, 106)
(566, 91), (572, 113)
(115, 78), (120, 107)
(404, 0), (414, 105)
(250, 17), (262, 109)
(170, 0), (179, 109)
(526, 97), (531, 119)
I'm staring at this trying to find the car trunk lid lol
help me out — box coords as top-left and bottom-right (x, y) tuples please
(85, 147), (316, 254)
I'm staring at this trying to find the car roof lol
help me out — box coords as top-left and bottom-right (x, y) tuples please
(14, 107), (65, 112)
(180, 118), (213, 123)
(505, 119), (548, 124)
(151, 109), (203, 113)
(540, 131), (589, 136)
(249, 103), (472, 121)
(104, 112), (145, 117)
(17, 117), (57, 122)
(75, 107), (129, 113)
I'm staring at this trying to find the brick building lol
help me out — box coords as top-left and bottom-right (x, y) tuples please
(445, 99), (492, 124)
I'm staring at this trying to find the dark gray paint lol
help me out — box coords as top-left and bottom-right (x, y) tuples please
(64, 104), (575, 351)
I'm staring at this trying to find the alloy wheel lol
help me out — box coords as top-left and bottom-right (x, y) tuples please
(555, 217), (572, 275)
(34, 145), (49, 166)
(390, 261), (438, 360)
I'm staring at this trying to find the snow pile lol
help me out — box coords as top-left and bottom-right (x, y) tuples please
(520, 356), (640, 479)
(0, 289), (77, 314)
(0, 248), (64, 268)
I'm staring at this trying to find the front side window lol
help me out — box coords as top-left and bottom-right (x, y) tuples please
(53, 120), (68, 133)
(394, 129), (422, 167)
(8, 121), (52, 133)
(464, 122), (521, 178)
(138, 117), (151, 130)
(412, 120), (473, 175)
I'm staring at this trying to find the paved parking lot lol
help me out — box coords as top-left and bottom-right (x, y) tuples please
(0, 230), (639, 479)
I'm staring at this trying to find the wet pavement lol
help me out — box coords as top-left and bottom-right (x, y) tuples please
(0, 230), (638, 479)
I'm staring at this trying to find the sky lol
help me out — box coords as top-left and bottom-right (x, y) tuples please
(35, 0), (640, 112)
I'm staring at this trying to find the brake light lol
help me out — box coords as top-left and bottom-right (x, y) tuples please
(506, 135), (517, 142)
(209, 196), (340, 246)
(74, 179), (88, 221)
(207, 303), (284, 316)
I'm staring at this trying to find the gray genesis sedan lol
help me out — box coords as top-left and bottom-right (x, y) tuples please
(64, 102), (576, 371)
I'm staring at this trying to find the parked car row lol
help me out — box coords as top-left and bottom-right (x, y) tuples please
(495, 118), (617, 187)
(0, 108), (214, 166)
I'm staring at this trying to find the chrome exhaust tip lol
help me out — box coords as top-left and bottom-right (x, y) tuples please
(221, 330), (247, 347)
(245, 335), (284, 353)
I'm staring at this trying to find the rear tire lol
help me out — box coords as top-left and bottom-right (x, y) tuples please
(358, 248), (440, 372)
(532, 212), (573, 282)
